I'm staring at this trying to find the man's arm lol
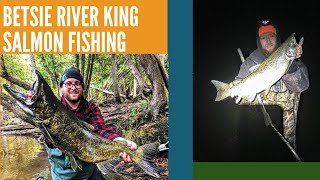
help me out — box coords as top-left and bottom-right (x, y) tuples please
(89, 102), (137, 162)
(282, 60), (309, 92)
(88, 102), (120, 140)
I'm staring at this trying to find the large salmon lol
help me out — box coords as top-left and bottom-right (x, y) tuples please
(212, 33), (302, 103)
(3, 70), (160, 178)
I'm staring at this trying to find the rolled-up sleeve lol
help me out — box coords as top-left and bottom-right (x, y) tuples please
(89, 103), (120, 140)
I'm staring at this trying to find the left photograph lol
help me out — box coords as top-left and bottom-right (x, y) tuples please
(0, 0), (168, 179)
(0, 54), (168, 179)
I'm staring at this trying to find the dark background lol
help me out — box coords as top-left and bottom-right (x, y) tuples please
(194, 1), (320, 162)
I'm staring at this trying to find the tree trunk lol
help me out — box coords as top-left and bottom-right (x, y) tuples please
(75, 54), (80, 68)
(84, 54), (95, 98)
(80, 54), (86, 77)
(111, 55), (121, 103)
(155, 54), (168, 91)
(0, 72), (3, 121)
(133, 78), (137, 97)
(50, 55), (60, 88)
(123, 54), (149, 97)
(0, 55), (31, 90)
(138, 54), (167, 119)
(84, 55), (91, 97)
(41, 55), (58, 86)
(27, 54), (37, 80)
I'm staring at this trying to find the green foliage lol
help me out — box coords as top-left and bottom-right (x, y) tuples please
(35, 54), (74, 93)
(129, 99), (149, 118)
(124, 121), (165, 144)
(121, 129), (127, 137)
(1, 54), (169, 101)
(2, 55), (33, 92)
(117, 55), (134, 91)
(90, 55), (113, 101)
(141, 99), (149, 110)
(129, 108), (139, 118)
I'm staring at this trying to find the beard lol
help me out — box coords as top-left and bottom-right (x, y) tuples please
(66, 96), (81, 103)
(262, 39), (280, 57)
(64, 91), (82, 103)
(262, 49), (273, 57)
(262, 44), (279, 57)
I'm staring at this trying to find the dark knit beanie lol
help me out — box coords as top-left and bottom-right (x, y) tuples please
(59, 67), (84, 87)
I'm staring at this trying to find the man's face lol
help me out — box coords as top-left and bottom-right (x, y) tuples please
(61, 78), (83, 103)
(259, 32), (277, 55)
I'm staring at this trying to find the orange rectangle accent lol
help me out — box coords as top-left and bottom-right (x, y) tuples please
(0, 0), (167, 54)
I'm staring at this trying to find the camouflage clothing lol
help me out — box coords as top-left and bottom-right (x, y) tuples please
(235, 48), (309, 150)
(237, 86), (300, 149)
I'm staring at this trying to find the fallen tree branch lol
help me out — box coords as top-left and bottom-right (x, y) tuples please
(0, 128), (41, 136)
(0, 124), (35, 131)
(90, 86), (126, 98)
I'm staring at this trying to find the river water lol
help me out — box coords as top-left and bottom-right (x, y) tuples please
(0, 135), (52, 180)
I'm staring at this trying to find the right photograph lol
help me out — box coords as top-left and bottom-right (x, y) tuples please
(194, 2), (320, 162)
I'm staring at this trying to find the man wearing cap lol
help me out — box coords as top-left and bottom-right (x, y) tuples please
(29, 67), (137, 179)
(231, 20), (309, 150)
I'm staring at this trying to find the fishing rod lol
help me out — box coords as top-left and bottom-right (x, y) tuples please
(256, 95), (301, 161)
(237, 48), (302, 162)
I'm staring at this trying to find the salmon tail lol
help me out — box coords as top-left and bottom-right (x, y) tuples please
(96, 142), (161, 178)
(139, 141), (161, 157)
(135, 142), (161, 178)
(211, 80), (231, 101)
(135, 159), (161, 178)
(96, 157), (161, 178)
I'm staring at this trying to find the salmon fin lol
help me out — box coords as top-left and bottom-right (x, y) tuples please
(211, 80), (231, 101)
(95, 157), (122, 175)
(263, 86), (272, 97)
(40, 123), (55, 145)
(235, 96), (242, 104)
(243, 94), (257, 103)
(70, 154), (83, 171)
(249, 94), (257, 102)
(249, 64), (260, 73)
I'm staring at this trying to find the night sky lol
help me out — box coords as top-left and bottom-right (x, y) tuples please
(194, 2), (320, 162)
